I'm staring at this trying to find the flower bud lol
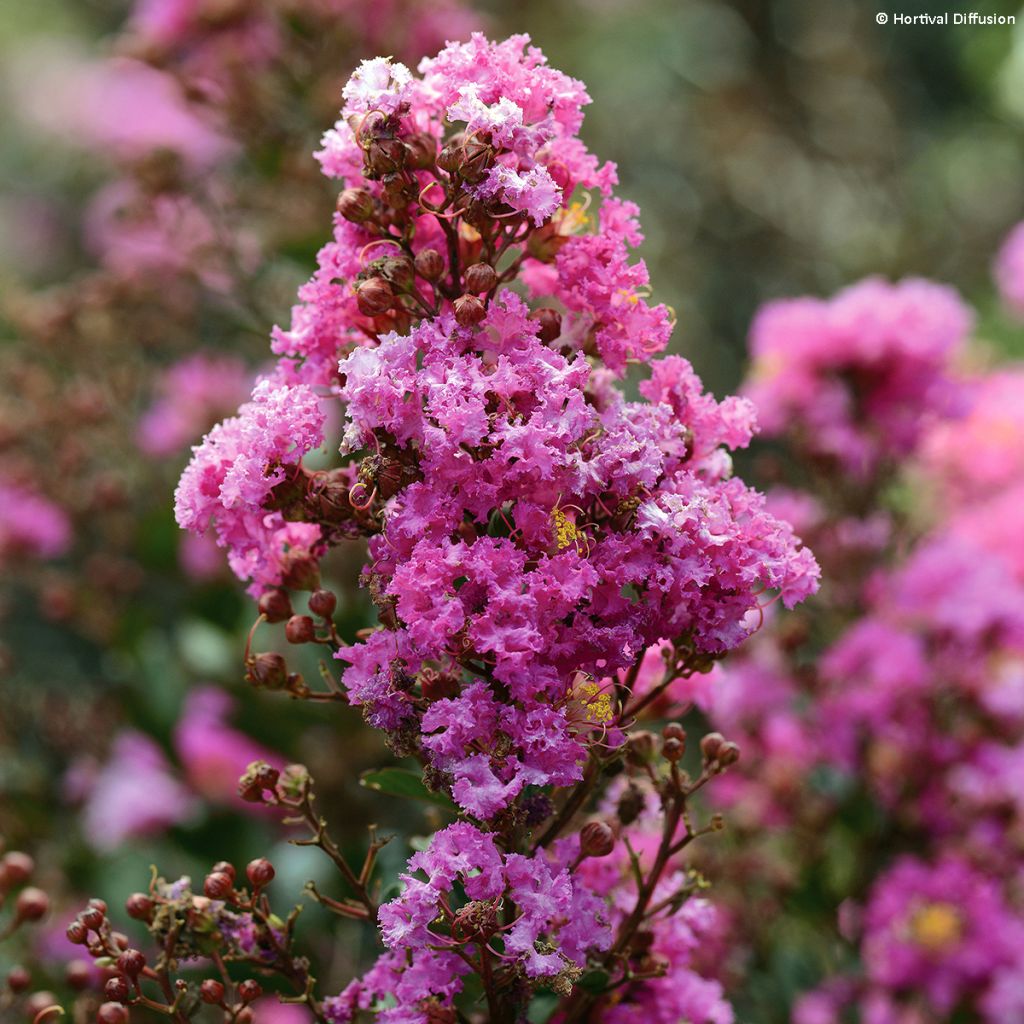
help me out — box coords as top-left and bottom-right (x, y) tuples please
(617, 784), (646, 826)
(200, 979), (225, 1004)
(257, 589), (292, 624)
(716, 741), (740, 767)
(710, 813), (726, 832)
(104, 976), (130, 1003)
(336, 188), (374, 223)
(366, 137), (406, 176)
(276, 763), (311, 800)
(96, 1003), (129, 1024)
(7, 967), (31, 994)
(404, 132), (437, 170)
(661, 736), (685, 762)
(281, 555), (320, 592)
(356, 277), (394, 317)
(625, 730), (656, 766)
(236, 1011), (254, 1024)
(453, 294), (486, 327)
(203, 872), (233, 900)
(459, 136), (494, 183)
(15, 887), (49, 923)
(579, 820), (616, 858)
(662, 722), (686, 743)
(308, 589), (337, 619)
(246, 859), (275, 888)
(437, 136), (465, 175)
(111, 931), (129, 951)
(117, 951), (145, 979)
(80, 904), (104, 931)
(530, 307), (562, 344)
(212, 861), (237, 881)
(249, 652), (287, 690)
(125, 893), (154, 922)
(464, 263), (498, 294)
(699, 732), (725, 763)
(66, 960), (91, 991)
(285, 615), (316, 645)
(238, 979), (263, 1003)
(414, 249), (444, 281)
(25, 993), (60, 1022)
(1, 852), (34, 887)
(66, 920), (88, 944)
(382, 256), (416, 293)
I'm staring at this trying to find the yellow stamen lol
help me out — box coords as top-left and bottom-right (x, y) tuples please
(910, 903), (962, 951)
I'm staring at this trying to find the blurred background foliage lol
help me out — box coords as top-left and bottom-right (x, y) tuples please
(2, 0), (1024, 1020)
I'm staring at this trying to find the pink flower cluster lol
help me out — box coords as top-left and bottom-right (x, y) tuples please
(745, 277), (972, 477)
(704, 274), (1024, 1020)
(174, 34), (818, 1024)
(327, 822), (611, 1024)
(0, 476), (72, 565)
(138, 353), (252, 457)
(175, 379), (327, 594)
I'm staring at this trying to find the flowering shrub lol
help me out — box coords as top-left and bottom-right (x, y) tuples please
(0, 32), (820, 1024)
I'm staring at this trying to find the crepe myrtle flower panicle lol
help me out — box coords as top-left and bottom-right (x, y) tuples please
(744, 276), (972, 477)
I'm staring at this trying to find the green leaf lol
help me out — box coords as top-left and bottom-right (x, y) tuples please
(359, 768), (455, 809)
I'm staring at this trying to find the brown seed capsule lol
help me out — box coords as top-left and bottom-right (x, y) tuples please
(246, 858), (275, 887)
(579, 820), (616, 858)
(7, 967), (31, 994)
(285, 615), (316, 645)
(414, 248), (444, 281)
(104, 976), (130, 1003)
(15, 887), (49, 923)
(335, 188), (374, 223)
(453, 294), (486, 328)
(308, 589), (337, 619)
(700, 731), (725, 763)
(530, 307), (562, 344)
(200, 979), (225, 1004)
(464, 263), (498, 294)
(125, 893), (154, 922)
(257, 589), (292, 624)
(1, 852), (34, 886)
(662, 736), (685, 762)
(356, 276), (394, 317)
(238, 979), (263, 1003)
(249, 652), (288, 690)
(203, 872), (233, 900)
(96, 1003), (129, 1024)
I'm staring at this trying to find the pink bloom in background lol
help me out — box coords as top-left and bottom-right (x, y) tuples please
(744, 277), (972, 477)
(0, 476), (72, 564)
(994, 221), (1024, 319)
(70, 731), (196, 850)
(138, 353), (253, 457)
(173, 687), (284, 809)
(861, 856), (1024, 1017)
(919, 368), (1024, 504)
(12, 51), (231, 168)
(177, 531), (227, 581)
